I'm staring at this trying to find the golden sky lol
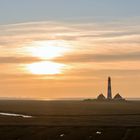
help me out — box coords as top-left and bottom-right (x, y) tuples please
(0, 19), (140, 99)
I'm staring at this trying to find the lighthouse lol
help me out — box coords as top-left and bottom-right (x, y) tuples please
(107, 77), (112, 100)
(95, 76), (125, 101)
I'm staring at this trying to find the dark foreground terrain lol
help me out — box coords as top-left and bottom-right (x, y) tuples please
(0, 100), (139, 140)
(0, 126), (140, 140)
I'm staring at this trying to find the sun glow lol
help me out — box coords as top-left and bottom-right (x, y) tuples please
(24, 40), (71, 75)
(26, 40), (71, 59)
(26, 61), (66, 75)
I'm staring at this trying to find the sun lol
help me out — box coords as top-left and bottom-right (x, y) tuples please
(26, 61), (66, 75)
(24, 40), (71, 75)
(26, 40), (70, 59)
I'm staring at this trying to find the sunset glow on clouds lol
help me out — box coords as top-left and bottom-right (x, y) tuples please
(0, 18), (140, 99)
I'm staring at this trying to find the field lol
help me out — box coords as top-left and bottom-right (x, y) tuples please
(0, 100), (140, 140)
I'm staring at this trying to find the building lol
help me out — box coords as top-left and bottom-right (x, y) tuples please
(114, 93), (125, 101)
(107, 77), (112, 100)
(97, 94), (106, 100)
(96, 77), (125, 101)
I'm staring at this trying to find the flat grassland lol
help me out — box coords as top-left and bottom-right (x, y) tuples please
(0, 100), (139, 140)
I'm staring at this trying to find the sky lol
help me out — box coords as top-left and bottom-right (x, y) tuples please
(0, 0), (140, 99)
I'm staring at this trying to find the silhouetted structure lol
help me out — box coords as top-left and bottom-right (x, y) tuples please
(95, 77), (125, 101)
(85, 77), (125, 101)
(107, 77), (112, 100)
(97, 94), (106, 100)
(114, 93), (125, 101)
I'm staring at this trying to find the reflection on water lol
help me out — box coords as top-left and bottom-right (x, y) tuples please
(0, 112), (32, 118)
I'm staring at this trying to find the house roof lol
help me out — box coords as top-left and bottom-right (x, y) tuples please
(97, 94), (106, 100)
(114, 93), (123, 99)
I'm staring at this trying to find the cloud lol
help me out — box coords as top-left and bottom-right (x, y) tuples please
(1, 69), (140, 82)
(0, 56), (41, 64)
(0, 19), (140, 48)
(1, 52), (139, 65)
(54, 52), (140, 63)
(0, 19), (140, 71)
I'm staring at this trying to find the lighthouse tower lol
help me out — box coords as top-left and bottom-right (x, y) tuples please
(107, 77), (112, 100)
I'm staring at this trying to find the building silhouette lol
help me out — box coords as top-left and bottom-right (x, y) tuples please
(97, 94), (106, 100)
(96, 77), (125, 101)
(107, 77), (112, 100)
(114, 93), (124, 100)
